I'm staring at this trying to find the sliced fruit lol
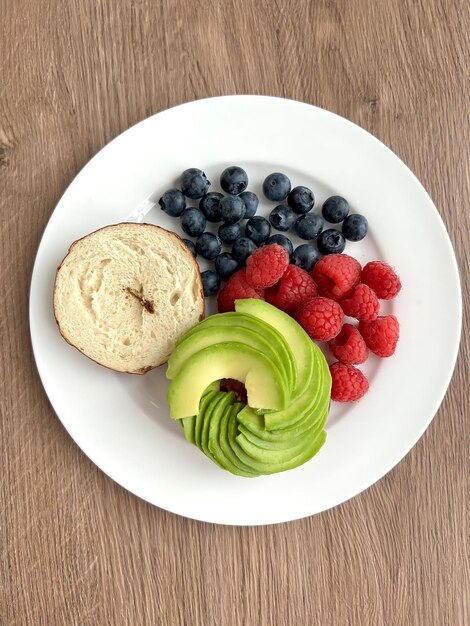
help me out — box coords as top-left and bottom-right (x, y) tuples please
(200, 392), (235, 462)
(194, 390), (218, 449)
(167, 325), (292, 392)
(232, 428), (327, 475)
(174, 311), (296, 390)
(235, 299), (313, 396)
(217, 402), (261, 477)
(167, 343), (289, 419)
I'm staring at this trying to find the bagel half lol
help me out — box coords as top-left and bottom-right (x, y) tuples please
(53, 223), (204, 374)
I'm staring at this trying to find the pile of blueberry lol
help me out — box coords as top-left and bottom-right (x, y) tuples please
(159, 167), (368, 297)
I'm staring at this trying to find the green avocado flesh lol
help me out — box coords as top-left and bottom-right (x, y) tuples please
(167, 324), (293, 393)
(173, 312), (297, 391)
(169, 299), (332, 477)
(235, 299), (314, 396)
(167, 342), (289, 419)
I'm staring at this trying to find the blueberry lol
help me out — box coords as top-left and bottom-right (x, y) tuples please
(294, 214), (324, 240)
(159, 189), (186, 217)
(220, 166), (248, 195)
(269, 205), (297, 231)
(199, 192), (223, 222)
(245, 216), (271, 244)
(263, 173), (291, 202)
(181, 168), (210, 199)
(265, 234), (294, 256)
(290, 244), (320, 271)
(288, 186), (315, 214)
(239, 191), (259, 218)
(322, 196), (350, 223)
(195, 232), (222, 260)
(182, 238), (197, 258)
(232, 237), (257, 264)
(317, 229), (346, 254)
(181, 207), (206, 237)
(220, 195), (246, 224)
(215, 253), (239, 280)
(342, 214), (368, 241)
(218, 222), (242, 244)
(201, 270), (220, 296)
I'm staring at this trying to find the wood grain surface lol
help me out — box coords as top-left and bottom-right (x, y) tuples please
(1, 0), (469, 624)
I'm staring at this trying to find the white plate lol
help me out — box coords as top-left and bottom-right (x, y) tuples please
(30, 96), (461, 525)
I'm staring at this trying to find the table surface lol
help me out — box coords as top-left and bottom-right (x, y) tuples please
(1, 1), (469, 624)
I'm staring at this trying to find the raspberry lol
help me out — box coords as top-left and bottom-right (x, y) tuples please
(340, 283), (379, 321)
(217, 269), (264, 313)
(265, 265), (318, 314)
(295, 296), (344, 341)
(328, 324), (368, 364)
(245, 244), (289, 289)
(361, 261), (401, 300)
(312, 254), (361, 301)
(330, 363), (369, 402)
(359, 315), (399, 357)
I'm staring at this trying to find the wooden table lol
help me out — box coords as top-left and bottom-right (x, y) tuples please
(1, 1), (468, 624)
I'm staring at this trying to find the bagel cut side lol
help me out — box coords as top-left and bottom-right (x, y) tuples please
(53, 222), (204, 374)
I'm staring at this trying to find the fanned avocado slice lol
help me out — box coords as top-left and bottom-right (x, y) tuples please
(181, 384), (220, 444)
(235, 299), (314, 398)
(167, 343), (289, 419)
(194, 391), (219, 449)
(218, 402), (261, 478)
(237, 397), (329, 451)
(200, 391), (235, 463)
(232, 428), (327, 475)
(236, 411), (325, 463)
(237, 342), (331, 434)
(167, 324), (294, 394)
(181, 416), (195, 444)
(172, 311), (296, 391)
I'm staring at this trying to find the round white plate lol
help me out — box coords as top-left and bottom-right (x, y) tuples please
(30, 96), (461, 525)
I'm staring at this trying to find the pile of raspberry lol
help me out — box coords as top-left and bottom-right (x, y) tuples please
(217, 245), (401, 403)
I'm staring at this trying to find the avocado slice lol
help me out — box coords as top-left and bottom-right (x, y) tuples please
(235, 299), (314, 397)
(217, 402), (261, 477)
(264, 344), (331, 431)
(236, 341), (331, 433)
(181, 416), (195, 444)
(232, 427), (327, 475)
(193, 390), (219, 449)
(199, 391), (235, 462)
(237, 391), (329, 451)
(237, 397), (329, 453)
(167, 324), (294, 393)
(181, 384), (221, 444)
(173, 311), (296, 390)
(167, 342), (289, 419)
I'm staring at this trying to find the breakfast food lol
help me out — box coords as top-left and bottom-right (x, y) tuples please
(245, 244), (289, 289)
(295, 297), (344, 342)
(313, 254), (361, 301)
(54, 223), (204, 373)
(217, 269), (263, 313)
(157, 166), (373, 296)
(166, 299), (332, 476)
(340, 283), (379, 321)
(53, 165), (404, 481)
(361, 261), (402, 299)
(212, 237), (401, 404)
(359, 315), (400, 357)
(330, 363), (369, 402)
(265, 265), (318, 313)
(328, 324), (368, 365)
